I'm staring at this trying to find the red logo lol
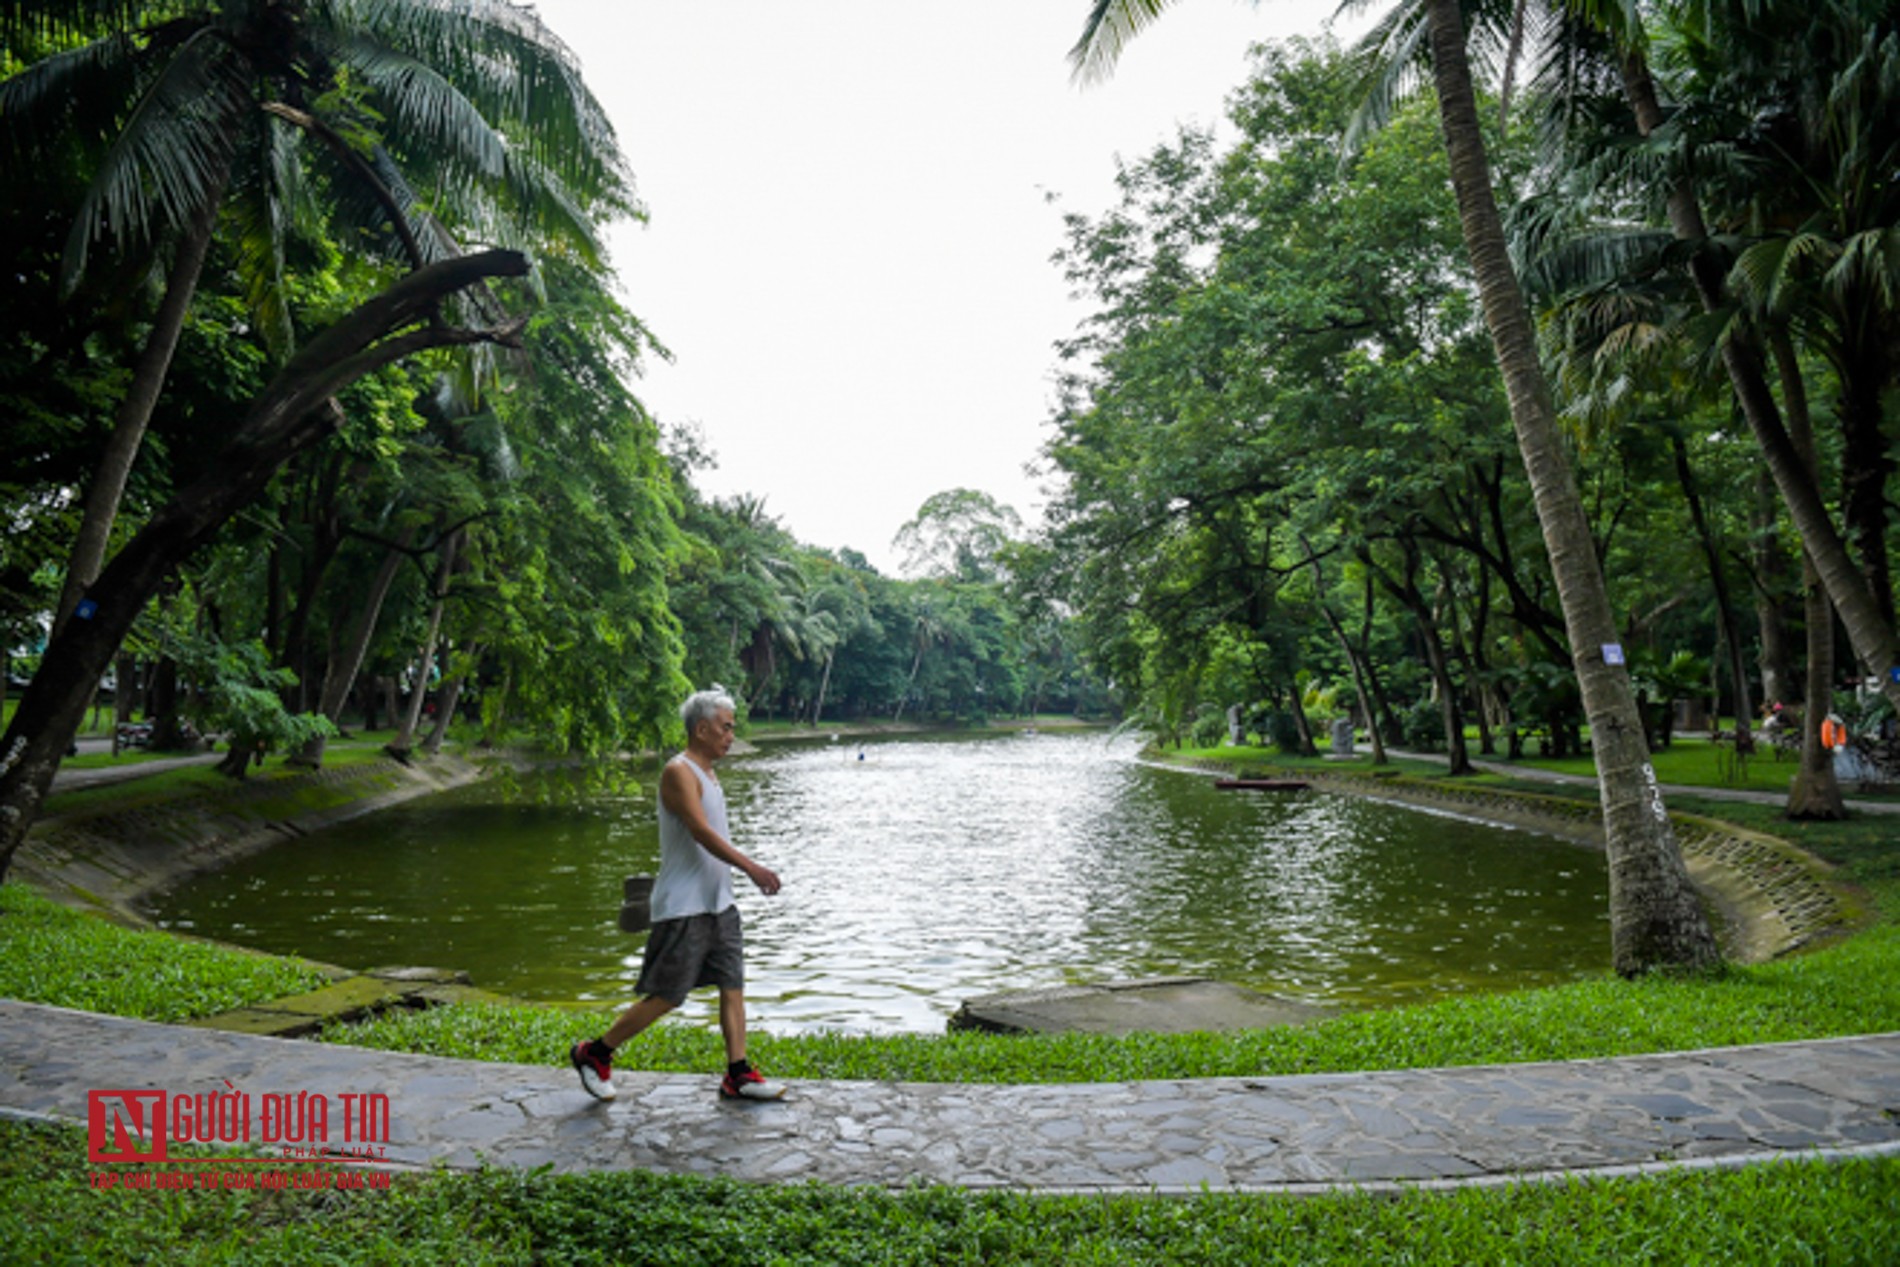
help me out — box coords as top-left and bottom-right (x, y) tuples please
(88, 1090), (168, 1163)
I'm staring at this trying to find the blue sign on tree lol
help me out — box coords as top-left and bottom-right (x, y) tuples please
(74, 599), (98, 621)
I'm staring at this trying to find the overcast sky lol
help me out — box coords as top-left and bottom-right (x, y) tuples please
(530, 1), (1349, 573)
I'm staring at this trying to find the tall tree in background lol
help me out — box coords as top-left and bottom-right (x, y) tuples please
(1071, 0), (1719, 973)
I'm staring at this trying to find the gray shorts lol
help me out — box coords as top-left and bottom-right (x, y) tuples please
(636, 905), (745, 1004)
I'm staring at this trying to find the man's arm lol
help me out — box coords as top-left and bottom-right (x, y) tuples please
(660, 762), (781, 895)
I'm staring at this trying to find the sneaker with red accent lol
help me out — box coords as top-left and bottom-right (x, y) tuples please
(570, 1040), (615, 1101)
(719, 1066), (786, 1101)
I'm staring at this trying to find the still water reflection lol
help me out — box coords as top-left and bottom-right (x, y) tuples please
(152, 732), (1611, 1033)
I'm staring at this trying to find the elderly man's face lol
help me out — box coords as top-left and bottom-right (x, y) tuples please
(696, 708), (737, 758)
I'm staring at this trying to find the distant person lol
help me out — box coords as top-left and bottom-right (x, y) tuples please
(570, 688), (786, 1103)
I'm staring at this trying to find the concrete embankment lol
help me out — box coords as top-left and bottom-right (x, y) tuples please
(1158, 754), (1867, 965)
(14, 752), (487, 925)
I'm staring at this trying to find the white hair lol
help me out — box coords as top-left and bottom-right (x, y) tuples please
(680, 686), (737, 737)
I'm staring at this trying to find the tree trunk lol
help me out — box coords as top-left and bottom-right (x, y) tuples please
(1428, 0), (1717, 973)
(1305, 549), (1388, 765)
(382, 675), (402, 735)
(422, 640), (481, 756)
(0, 250), (531, 882)
(278, 453), (347, 712)
(292, 527), (417, 768)
(810, 649), (836, 727)
(1285, 679), (1319, 756)
(146, 655), (184, 751)
(1618, 51), (1900, 718)
(265, 537), (285, 662)
(1838, 308), (1895, 629)
(1751, 469), (1797, 710)
(1418, 605), (1473, 775)
(1670, 435), (1753, 750)
(1375, 539), (1474, 775)
(1356, 578), (1402, 756)
(1772, 335), (1847, 819)
(893, 640), (926, 724)
(1441, 564), (1496, 757)
(111, 653), (136, 756)
(481, 665), (511, 747)
(388, 528), (462, 757)
(53, 186), (224, 636)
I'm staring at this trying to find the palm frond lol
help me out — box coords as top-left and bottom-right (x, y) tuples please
(1341, 0), (1429, 161)
(1525, 223), (1674, 297)
(59, 23), (248, 289)
(1070, 0), (1180, 86)
(0, 29), (141, 140)
(329, 36), (507, 182)
(1826, 226), (1900, 311)
(325, 0), (626, 200)
(228, 110), (304, 354)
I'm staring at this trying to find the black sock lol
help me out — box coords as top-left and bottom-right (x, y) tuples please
(727, 1059), (751, 1078)
(589, 1039), (615, 1062)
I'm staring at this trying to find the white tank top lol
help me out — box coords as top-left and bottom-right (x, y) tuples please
(651, 753), (736, 923)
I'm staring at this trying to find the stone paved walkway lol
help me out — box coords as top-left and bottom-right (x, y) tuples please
(50, 751), (223, 792)
(4, 1001), (1896, 1194)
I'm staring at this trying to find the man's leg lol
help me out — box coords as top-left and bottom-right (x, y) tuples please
(605, 994), (677, 1049)
(717, 988), (785, 1100)
(717, 988), (747, 1064)
(570, 995), (677, 1101)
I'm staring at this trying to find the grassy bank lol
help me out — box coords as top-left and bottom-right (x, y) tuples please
(3, 1114), (1894, 1265)
(1164, 734), (1900, 805)
(0, 885), (326, 1021)
(741, 714), (1107, 742)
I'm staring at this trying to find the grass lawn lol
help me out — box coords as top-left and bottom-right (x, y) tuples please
(1173, 733), (1900, 805)
(3, 1113), (1893, 1265)
(1498, 733), (1848, 796)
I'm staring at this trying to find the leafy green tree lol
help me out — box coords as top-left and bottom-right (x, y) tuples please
(1069, 8), (1718, 972)
(893, 488), (1025, 583)
(0, 3), (637, 879)
(1, 0), (624, 638)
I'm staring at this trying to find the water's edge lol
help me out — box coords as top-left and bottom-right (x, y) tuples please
(16, 753), (490, 929)
(1152, 751), (1868, 964)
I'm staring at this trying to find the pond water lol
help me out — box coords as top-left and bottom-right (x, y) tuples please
(151, 731), (1612, 1033)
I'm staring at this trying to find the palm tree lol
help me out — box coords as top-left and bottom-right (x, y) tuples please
(1534, 0), (1900, 796)
(0, 0), (628, 880)
(1576, 0), (1900, 718)
(1072, 0), (1719, 973)
(2, 0), (625, 634)
(892, 592), (948, 724)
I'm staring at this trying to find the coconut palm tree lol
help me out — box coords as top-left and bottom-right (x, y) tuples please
(1, 0), (626, 634)
(1072, 0), (1719, 973)
(1530, 0), (1900, 797)
(1561, 0), (1900, 718)
(0, 0), (628, 880)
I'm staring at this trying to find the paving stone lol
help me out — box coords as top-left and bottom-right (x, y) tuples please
(1625, 1093), (1716, 1120)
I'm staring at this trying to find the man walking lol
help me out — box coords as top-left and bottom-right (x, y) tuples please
(570, 688), (785, 1102)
